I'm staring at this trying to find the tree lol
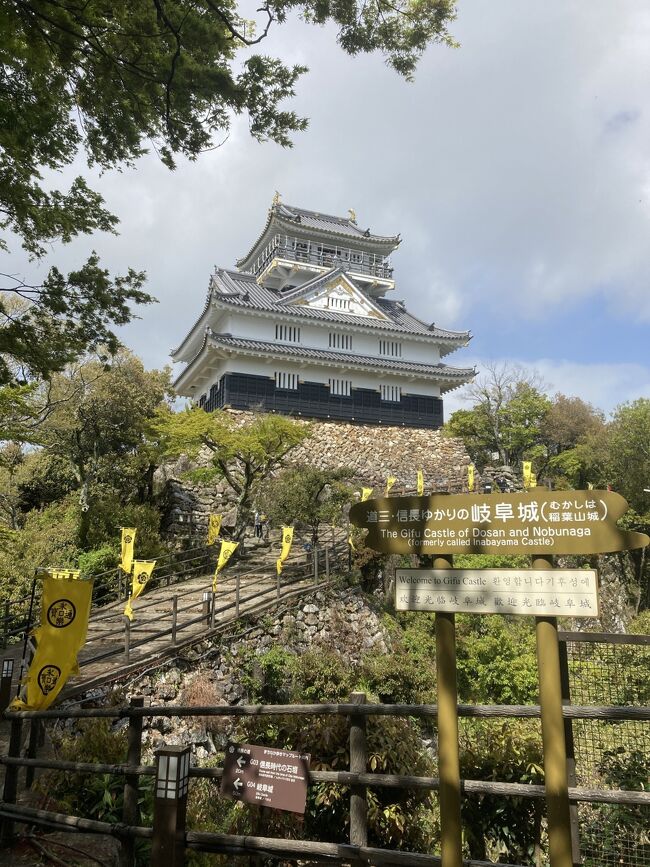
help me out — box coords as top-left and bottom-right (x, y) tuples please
(446, 363), (550, 468)
(153, 407), (311, 544)
(607, 399), (650, 515)
(258, 464), (354, 544)
(2, 1), (456, 383)
(0, 263), (153, 387)
(29, 350), (172, 545)
(539, 394), (606, 488)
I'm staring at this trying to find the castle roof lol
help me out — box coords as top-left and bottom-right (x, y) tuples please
(174, 329), (475, 393)
(171, 267), (470, 361)
(236, 202), (400, 270)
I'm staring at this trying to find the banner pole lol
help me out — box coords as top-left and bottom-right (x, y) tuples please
(18, 572), (37, 696)
(534, 554), (572, 867)
(435, 554), (462, 867)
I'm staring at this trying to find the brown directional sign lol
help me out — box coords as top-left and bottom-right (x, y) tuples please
(350, 490), (649, 556)
(220, 742), (311, 814)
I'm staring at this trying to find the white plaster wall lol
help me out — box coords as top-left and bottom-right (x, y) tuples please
(224, 310), (443, 363)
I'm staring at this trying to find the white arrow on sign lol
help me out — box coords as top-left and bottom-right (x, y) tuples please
(233, 778), (243, 791)
(236, 755), (246, 768)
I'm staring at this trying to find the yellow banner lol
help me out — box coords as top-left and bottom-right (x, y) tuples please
(417, 470), (424, 496)
(120, 528), (137, 573)
(467, 464), (475, 493)
(385, 476), (397, 496)
(207, 514), (222, 546)
(530, 472), (538, 489)
(214, 541), (238, 591)
(124, 560), (156, 621)
(11, 574), (93, 710)
(361, 487), (373, 502)
(522, 461), (532, 490)
(276, 526), (294, 576)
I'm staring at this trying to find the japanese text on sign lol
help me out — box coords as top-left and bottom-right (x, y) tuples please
(395, 569), (599, 617)
(220, 743), (311, 814)
(349, 490), (649, 556)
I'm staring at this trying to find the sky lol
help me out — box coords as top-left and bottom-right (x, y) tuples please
(6, 0), (650, 417)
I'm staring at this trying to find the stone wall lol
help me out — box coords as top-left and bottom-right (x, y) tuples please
(155, 410), (475, 539)
(86, 587), (392, 759)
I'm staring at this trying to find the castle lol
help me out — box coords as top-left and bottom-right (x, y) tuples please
(172, 199), (474, 428)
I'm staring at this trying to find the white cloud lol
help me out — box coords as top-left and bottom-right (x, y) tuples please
(446, 356), (650, 418)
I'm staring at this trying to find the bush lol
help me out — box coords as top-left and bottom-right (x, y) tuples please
(360, 650), (436, 704)
(459, 719), (545, 862)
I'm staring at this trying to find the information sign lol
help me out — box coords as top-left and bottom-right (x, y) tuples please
(396, 568), (599, 617)
(220, 742), (311, 814)
(350, 490), (649, 556)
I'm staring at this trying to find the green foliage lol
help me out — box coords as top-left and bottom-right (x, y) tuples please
(454, 553), (530, 569)
(292, 648), (356, 702)
(580, 746), (650, 865)
(456, 615), (538, 704)
(0, 262), (154, 386)
(259, 464), (354, 543)
(0, 494), (79, 601)
(607, 398), (650, 515)
(154, 408), (311, 542)
(628, 609), (650, 634)
(360, 650), (436, 703)
(445, 364), (551, 468)
(460, 720), (545, 862)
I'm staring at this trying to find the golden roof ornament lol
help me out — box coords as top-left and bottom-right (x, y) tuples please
(272, 191), (282, 206)
(348, 208), (357, 223)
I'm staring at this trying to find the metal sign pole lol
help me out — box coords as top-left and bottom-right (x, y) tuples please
(534, 555), (573, 867)
(434, 554), (462, 867)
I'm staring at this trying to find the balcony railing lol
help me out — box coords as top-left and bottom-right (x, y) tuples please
(250, 234), (393, 281)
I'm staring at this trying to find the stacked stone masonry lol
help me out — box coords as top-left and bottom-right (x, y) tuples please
(155, 410), (475, 538)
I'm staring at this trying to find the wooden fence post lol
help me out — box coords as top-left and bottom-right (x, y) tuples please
(325, 547), (330, 579)
(121, 696), (145, 867)
(124, 616), (131, 663)
(2, 600), (9, 649)
(171, 596), (178, 646)
(349, 691), (368, 859)
(235, 575), (240, 618)
(435, 553), (462, 867)
(0, 658), (14, 712)
(534, 555), (573, 867)
(24, 718), (41, 789)
(210, 591), (216, 629)
(559, 633), (582, 866)
(151, 745), (190, 867)
(0, 717), (23, 845)
(202, 591), (211, 626)
(314, 546), (319, 584)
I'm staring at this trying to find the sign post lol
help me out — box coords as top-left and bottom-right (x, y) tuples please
(534, 555), (572, 867)
(434, 555), (462, 867)
(350, 489), (648, 867)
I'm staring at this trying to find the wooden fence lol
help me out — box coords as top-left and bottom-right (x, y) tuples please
(0, 664), (648, 865)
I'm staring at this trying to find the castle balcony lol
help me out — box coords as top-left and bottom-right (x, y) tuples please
(250, 234), (395, 290)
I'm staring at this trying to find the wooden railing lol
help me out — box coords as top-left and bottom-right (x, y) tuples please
(0, 693), (648, 866)
(0, 541), (218, 649)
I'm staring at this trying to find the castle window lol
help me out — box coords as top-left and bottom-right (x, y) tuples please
(328, 332), (353, 350)
(327, 296), (350, 311)
(381, 384), (402, 402)
(275, 371), (299, 390)
(329, 378), (352, 397)
(275, 324), (301, 343)
(379, 339), (402, 357)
